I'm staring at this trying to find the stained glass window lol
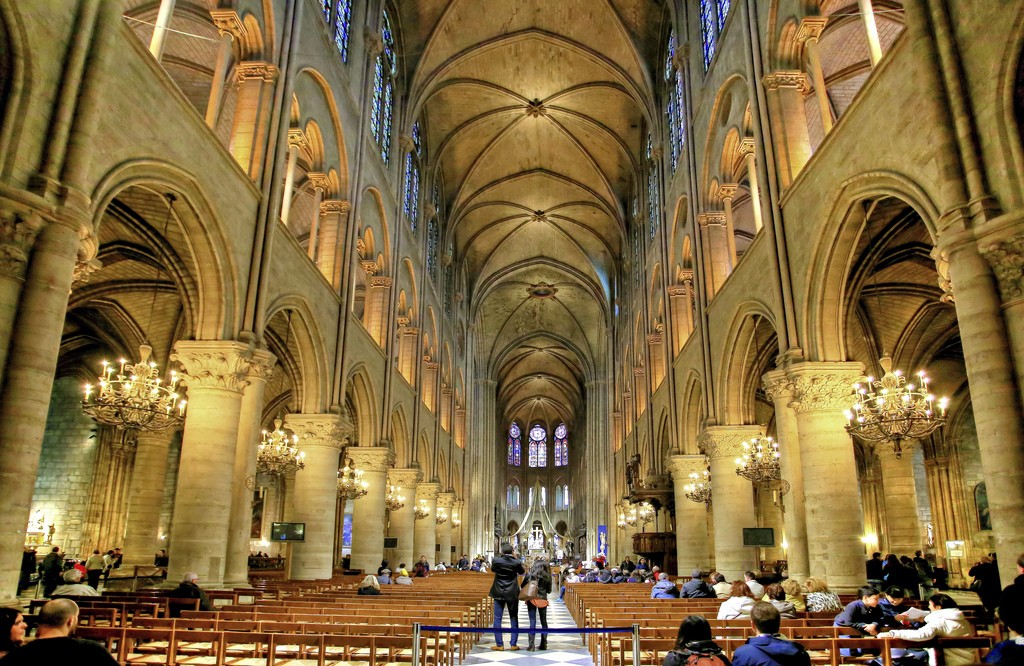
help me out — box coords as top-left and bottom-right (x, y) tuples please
(507, 484), (520, 509)
(403, 122), (422, 231)
(665, 29), (685, 173)
(554, 423), (568, 467)
(428, 181), (440, 283)
(648, 139), (659, 240)
(717, 0), (732, 31)
(528, 424), (547, 468)
(508, 422), (522, 466)
(540, 486), (547, 507)
(444, 242), (454, 315)
(555, 484), (570, 510)
(563, 485), (570, 508)
(371, 10), (397, 164)
(700, 0), (716, 70)
(333, 0), (352, 62)
(320, 0), (331, 20)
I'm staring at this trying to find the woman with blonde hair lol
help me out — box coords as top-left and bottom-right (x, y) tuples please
(780, 578), (806, 611)
(357, 574), (382, 595)
(804, 576), (842, 612)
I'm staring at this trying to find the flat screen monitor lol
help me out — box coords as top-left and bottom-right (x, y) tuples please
(383, 537), (398, 548)
(742, 527), (774, 547)
(271, 522), (305, 541)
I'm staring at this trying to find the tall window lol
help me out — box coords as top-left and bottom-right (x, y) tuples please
(427, 181), (440, 284)
(555, 484), (570, 510)
(554, 423), (568, 467)
(665, 29), (685, 173)
(403, 122), (422, 231)
(371, 10), (396, 164)
(507, 484), (520, 509)
(508, 422), (522, 466)
(528, 424), (547, 468)
(540, 486), (547, 507)
(700, 0), (733, 71)
(333, 0), (353, 62)
(320, 0), (331, 20)
(647, 135), (660, 240)
(443, 241), (454, 315)
(717, 0), (732, 31)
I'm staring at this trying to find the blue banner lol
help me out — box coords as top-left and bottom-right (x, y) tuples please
(597, 524), (608, 557)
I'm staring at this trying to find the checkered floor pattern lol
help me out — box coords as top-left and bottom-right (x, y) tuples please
(462, 595), (593, 666)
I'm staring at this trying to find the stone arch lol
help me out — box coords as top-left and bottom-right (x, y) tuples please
(344, 366), (377, 447)
(718, 303), (779, 425)
(359, 187), (391, 275)
(655, 409), (672, 472)
(680, 371), (704, 455)
(90, 161), (236, 340)
(436, 447), (448, 489)
(805, 171), (940, 361)
(701, 75), (749, 200)
(0, 2), (29, 178)
(264, 296), (329, 413)
(418, 432), (433, 480)
(294, 67), (350, 194)
(390, 405), (410, 466)
(998, 5), (1024, 199)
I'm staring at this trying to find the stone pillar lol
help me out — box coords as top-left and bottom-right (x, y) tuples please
(121, 429), (177, 567)
(452, 499), (465, 558)
(787, 361), (865, 592)
(365, 277), (393, 348)
(719, 185), (739, 268)
(280, 130), (306, 228)
(699, 425), (760, 580)
(148, 0), (177, 61)
(223, 349), (275, 586)
(388, 468), (421, 570)
(668, 277), (695, 354)
(347, 447), (394, 574)
(762, 71), (812, 188)
(698, 212), (730, 297)
(797, 18), (833, 135)
(166, 341), (252, 585)
(0, 207), (93, 604)
(877, 443), (922, 556)
(947, 238), (1024, 583)
(228, 62), (278, 179)
(414, 482), (440, 565)
(305, 173), (329, 262)
(206, 11), (242, 128)
(646, 333), (665, 390)
(925, 456), (968, 582)
(318, 200), (350, 289)
(739, 140), (764, 233)
(669, 455), (711, 571)
(467, 378), (497, 557)
(397, 325), (419, 383)
(858, 0), (883, 67)
(762, 369), (810, 581)
(436, 492), (455, 565)
(283, 413), (344, 580)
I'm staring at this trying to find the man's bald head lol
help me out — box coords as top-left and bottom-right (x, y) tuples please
(38, 598), (79, 632)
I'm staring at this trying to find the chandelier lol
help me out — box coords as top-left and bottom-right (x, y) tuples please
(414, 499), (430, 520)
(82, 345), (187, 432)
(384, 484), (405, 511)
(435, 507), (448, 525)
(845, 355), (949, 458)
(636, 501), (655, 525)
(337, 458), (368, 500)
(451, 511), (461, 528)
(617, 504), (637, 529)
(256, 418), (305, 476)
(684, 467), (712, 509)
(735, 435), (781, 484)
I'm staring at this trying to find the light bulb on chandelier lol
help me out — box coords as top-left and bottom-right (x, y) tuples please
(414, 499), (431, 520)
(435, 507), (448, 525)
(684, 466), (712, 509)
(735, 435), (781, 484)
(337, 457), (369, 500)
(384, 484), (406, 511)
(256, 418), (305, 477)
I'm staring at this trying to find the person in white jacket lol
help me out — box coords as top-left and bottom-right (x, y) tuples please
(717, 581), (756, 620)
(877, 593), (976, 666)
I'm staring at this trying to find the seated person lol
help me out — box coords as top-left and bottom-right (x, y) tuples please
(663, 615), (731, 666)
(834, 585), (888, 636)
(558, 568), (580, 601)
(357, 574), (381, 595)
(652, 573), (680, 599)
(731, 602), (810, 666)
(168, 572), (212, 615)
(987, 584), (1024, 664)
(0, 599), (117, 664)
(377, 568), (393, 585)
(682, 569), (715, 598)
(51, 569), (99, 597)
(717, 581), (756, 620)
(780, 579), (806, 612)
(878, 593), (974, 666)
(879, 586), (913, 626)
(804, 577), (842, 612)
(744, 571), (765, 599)
(764, 583), (796, 619)
(711, 572), (731, 598)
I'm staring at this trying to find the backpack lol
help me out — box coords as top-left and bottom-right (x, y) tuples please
(667, 649), (728, 666)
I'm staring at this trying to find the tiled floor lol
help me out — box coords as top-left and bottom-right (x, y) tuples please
(462, 595), (594, 666)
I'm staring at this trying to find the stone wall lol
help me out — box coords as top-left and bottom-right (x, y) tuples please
(31, 377), (101, 558)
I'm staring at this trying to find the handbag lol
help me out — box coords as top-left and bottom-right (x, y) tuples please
(530, 597), (549, 608)
(518, 580), (538, 601)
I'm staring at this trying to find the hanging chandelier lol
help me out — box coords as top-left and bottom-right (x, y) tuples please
(256, 418), (305, 476)
(414, 499), (430, 520)
(337, 458), (368, 500)
(435, 507), (448, 525)
(617, 503), (638, 529)
(82, 345), (187, 432)
(844, 355), (949, 458)
(384, 484), (405, 511)
(451, 511), (461, 528)
(82, 193), (187, 433)
(684, 467), (712, 509)
(735, 435), (781, 484)
(636, 501), (655, 525)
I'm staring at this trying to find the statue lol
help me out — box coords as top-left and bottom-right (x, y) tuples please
(45, 524), (55, 544)
(626, 453), (641, 491)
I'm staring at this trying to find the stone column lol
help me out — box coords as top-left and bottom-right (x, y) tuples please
(0, 192), (47, 394)
(797, 18), (833, 135)
(121, 429), (178, 567)
(787, 361), (866, 591)
(347, 447), (394, 574)
(668, 277), (695, 354)
(719, 185), (739, 268)
(228, 62), (278, 179)
(0, 205), (94, 603)
(858, 0), (883, 67)
(305, 173), (329, 263)
(166, 341), (252, 585)
(762, 71), (812, 188)
(699, 425), (760, 580)
(388, 468), (421, 570)
(669, 455), (711, 570)
(436, 492), (455, 565)
(206, 11), (241, 128)
(877, 442), (922, 556)
(414, 482), (440, 564)
(467, 378), (497, 557)
(318, 200), (349, 289)
(925, 456), (968, 582)
(223, 349), (276, 586)
(646, 333), (665, 390)
(365, 277), (393, 348)
(762, 369), (810, 581)
(148, 0), (177, 61)
(280, 130), (306, 228)
(452, 499), (465, 558)
(283, 413), (344, 580)
(739, 140), (764, 233)
(697, 212), (730, 297)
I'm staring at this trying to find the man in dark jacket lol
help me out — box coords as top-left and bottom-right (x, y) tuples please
(834, 585), (891, 636)
(866, 552), (884, 585)
(489, 544), (525, 651)
(732, 602), (811, 666)
(40, 547), (63, 597)
(168, 572), (212, 617)
(681, 569), (715, 598)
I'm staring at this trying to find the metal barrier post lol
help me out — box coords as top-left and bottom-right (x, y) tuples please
(412, 622), (421, 666)
(632, 623), (640, 666)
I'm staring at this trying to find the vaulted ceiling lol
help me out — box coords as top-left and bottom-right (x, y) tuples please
(398, 0), (666, 430)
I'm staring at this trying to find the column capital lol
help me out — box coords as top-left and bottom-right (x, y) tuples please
(646, 333), (663, 345)
(247, 348), (277, 382)
(761, 367), (796, 404)
(929, 247), (955, 303)
(307, 172), (331, 192)
(718, 184), (739, 201)
(346, 446), (395, 471)
(233, 61), (278, 85)
(739, 138), (757, 157)
(762, 70), (811, 93)
(416, 482), (441, 501)
(668, 454), (708, 482)
(210, 9), (245, 39)
(667, 284), (688, 297)
(370, 276), (393, 288)
(785, 361), (864, 414)
(389, 467), (423, 488)
(436, 492), (455, 509)
(398, 134), (415, 153)
(364, 28), (384, 56)
(283, 413), (348, 449)
(320, 199), (350, 214)
(796, 17), (828, 43)
(287, 128), (308, 149)
(697, 212), (727, 227)
(978, 234), (1024, 303)
(172, 340), (253, 393)
(698, 424), (764, 460)
(0, 199), (49, 279)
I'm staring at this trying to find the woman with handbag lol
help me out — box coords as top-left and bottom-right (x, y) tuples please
(490, 544), (526, 650)
(521, 560), (553, 651)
